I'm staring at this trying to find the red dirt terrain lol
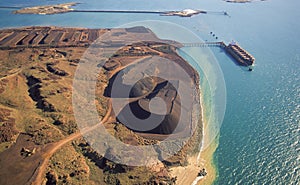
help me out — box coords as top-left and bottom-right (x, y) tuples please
(0, 26), (202, 185)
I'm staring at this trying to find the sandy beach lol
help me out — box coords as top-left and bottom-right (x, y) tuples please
(169, 130), (218, 185)
(197, 135), (218, 185)
(170, 90), (219, 185)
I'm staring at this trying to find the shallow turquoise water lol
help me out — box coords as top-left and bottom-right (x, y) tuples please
(0, 0), (299, 184)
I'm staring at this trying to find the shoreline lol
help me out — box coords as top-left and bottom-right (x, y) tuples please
(170, 48), (219, 185)
(197, 127), (218, 185)
(196, 89), (218, 185)
(0, 26), (201, 184)
(0, 25), (218, 184)
(169, 83), (218, 185)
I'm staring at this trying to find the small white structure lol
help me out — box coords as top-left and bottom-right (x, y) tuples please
(182, 9), (199, 15)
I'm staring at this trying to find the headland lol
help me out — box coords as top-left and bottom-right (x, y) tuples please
(13, 2), (78, 15)
(0, 26), (204, 185)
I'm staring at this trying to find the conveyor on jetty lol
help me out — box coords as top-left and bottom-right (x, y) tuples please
(182, 41), (255, 68)
(72, 10), (164, 14)
(182, 42), (226, 48)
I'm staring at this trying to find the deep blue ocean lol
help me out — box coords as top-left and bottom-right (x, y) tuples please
(0, 0), (299, 184)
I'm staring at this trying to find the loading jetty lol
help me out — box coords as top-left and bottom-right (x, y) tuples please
(182, 41), (255, 69)
(73, 9), (208, 17)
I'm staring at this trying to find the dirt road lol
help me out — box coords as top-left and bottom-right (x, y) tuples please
(30, 100), (112, 185)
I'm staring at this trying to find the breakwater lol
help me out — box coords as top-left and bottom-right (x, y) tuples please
(9, 3), (228, 17)
(73, 10), (164, 14)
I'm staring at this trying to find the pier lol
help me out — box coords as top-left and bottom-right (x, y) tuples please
(182, 42), (226, 48)
(182, 41), (255, 67)
(55, 9), (219, 17)
(0, 6), (22, 9)
(72, 10), (164, 14)
(70, 9), (228, 17)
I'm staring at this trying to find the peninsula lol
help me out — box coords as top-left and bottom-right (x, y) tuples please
(13, 2), (78, 15)
(0, 26), (203, 185)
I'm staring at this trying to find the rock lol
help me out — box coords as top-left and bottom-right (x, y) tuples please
(0, 121), (18, 143)
(46, 171), (58, 185)
(46, 64), (68, 76)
